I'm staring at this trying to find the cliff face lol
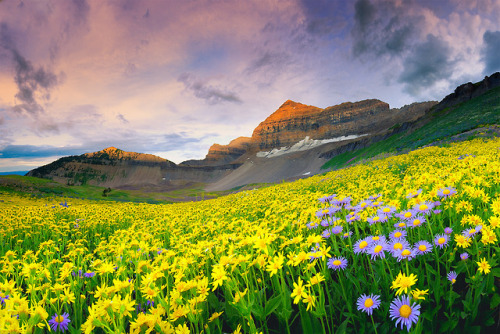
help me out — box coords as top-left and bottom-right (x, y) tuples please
(203, 137), (252, 164)
(250, 99), (435, 150)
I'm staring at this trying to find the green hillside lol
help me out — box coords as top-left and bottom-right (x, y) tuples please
(322, 86), (500, 170)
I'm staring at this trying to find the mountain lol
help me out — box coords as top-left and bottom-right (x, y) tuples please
(26, 72), (500, 192)
(26, 147), (239, 188)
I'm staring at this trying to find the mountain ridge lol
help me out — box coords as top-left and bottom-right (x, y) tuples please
(25, 72), (500, 191)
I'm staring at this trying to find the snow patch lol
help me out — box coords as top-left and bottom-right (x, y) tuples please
(256, 135), (368, 158)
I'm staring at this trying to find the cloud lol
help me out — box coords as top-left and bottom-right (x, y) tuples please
(0, 23), (64, 114)
(117, 113), (129, 124)
(482, 30), (500, 75)
(398, 34), (455, 96)
(299, 0), (348, 36)
(178, 73), (242, 105)
(351, 0), (420, 57)
(0, 145), (84, 159)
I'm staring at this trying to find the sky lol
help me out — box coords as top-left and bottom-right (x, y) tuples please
(1, 0), (500, 172)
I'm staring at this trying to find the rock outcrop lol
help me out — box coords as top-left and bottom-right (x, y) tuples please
(434, 72), (500, 113)
(181, 137), (252, 166)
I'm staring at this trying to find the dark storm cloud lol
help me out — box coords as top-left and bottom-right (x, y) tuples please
(0, 24), (63, 114)
(482, 30), (500, 75)
(178, 73), (242, 105)
(351, 0), (420, 57)
(398, 34), (455, 95)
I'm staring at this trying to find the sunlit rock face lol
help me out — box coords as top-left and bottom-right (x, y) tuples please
(250, 99), (434, 151)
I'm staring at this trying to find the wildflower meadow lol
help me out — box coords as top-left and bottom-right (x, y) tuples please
(1, 137), (499, 333)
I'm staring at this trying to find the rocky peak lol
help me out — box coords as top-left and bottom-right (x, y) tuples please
(251, 99), (392, 150)
(84, 147), (168, 163)
(265, 100), (322, 123)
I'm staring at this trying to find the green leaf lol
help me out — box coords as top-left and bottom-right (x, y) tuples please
(491, 293), (500, 309)
(264, 294), (281, 317)
(491, 268), (500, 278)
(337, 319), (349, 334)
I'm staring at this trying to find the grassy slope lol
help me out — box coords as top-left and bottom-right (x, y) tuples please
(322, 86), (500, 170)
(0, 175), (229, 203)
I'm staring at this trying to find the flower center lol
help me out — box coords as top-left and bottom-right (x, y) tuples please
(398, 222), (406, 228)
(418, 245), (427, 251)
(451, 279), (456, 284)
(443, 189), (450, 195)
(364, 298), (374, 308)
(413, 219), (421, 226)
(374, 245), (383, 253)
(383, 208), (390, 212)
(419, 204), (428, 211)
(373, 216), (380, 221)
(402, 249), (411, 256)
(372, 236), (380, 241)
(394, 232), (402, 238)
(394, 243), (403, 250)
(359, 241), (368, 249)
(56, 315), (64, 323)
(333, 260), (341, 266)
(404, 212), (412, 218)
(438, 237), (445, 245)
(399, 305), (412, 318)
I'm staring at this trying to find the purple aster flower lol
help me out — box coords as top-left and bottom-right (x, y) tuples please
(368, 194), (382, 200)
(367, 235), (387, 244)
(327, 257), (348, 271)
(447, 271), (457, 284)
(367, 215), (388, 225)
(394, 221), (408, 229)
(328, 206), (342, 215)
(342, 231), (352, 239)
(368, 241), (388, 260)
(321, 229), (332, 239)
(315, 208), (331, 218)
(306, 221), (319, 229)
(406, 189), (422, 199)
(353, 238), (371, 254)
(394, 247), (416, 262)
(331, 225), (343, 235)
(357, 294), (381, 315)
(378, 206), (397, 217)
(388, 239), (410, 257)
(0, 293), (9, 304)
(433, 209), (442, 214)
(414, 240), (432, 255)
(444, 227), (453, 234)
(413, 202), (434, 215)
(320, 219), (332, 227)
(463, 225), (481, 237)
(437, 187), (457, 199)
(397, 209), (418, 221)
(83, 272), (95, 278)
(460, 252), (469, 261)
(49, 313), (71, 332)
(318, 194), (336, 203)
(389, 295), (420, 332)
(390, 229), (407, 240)
(356, 199), (373, 209)
(408, 216), (426, 228)
(346, 213), (361, 223)
(434, 234), (449, 248)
